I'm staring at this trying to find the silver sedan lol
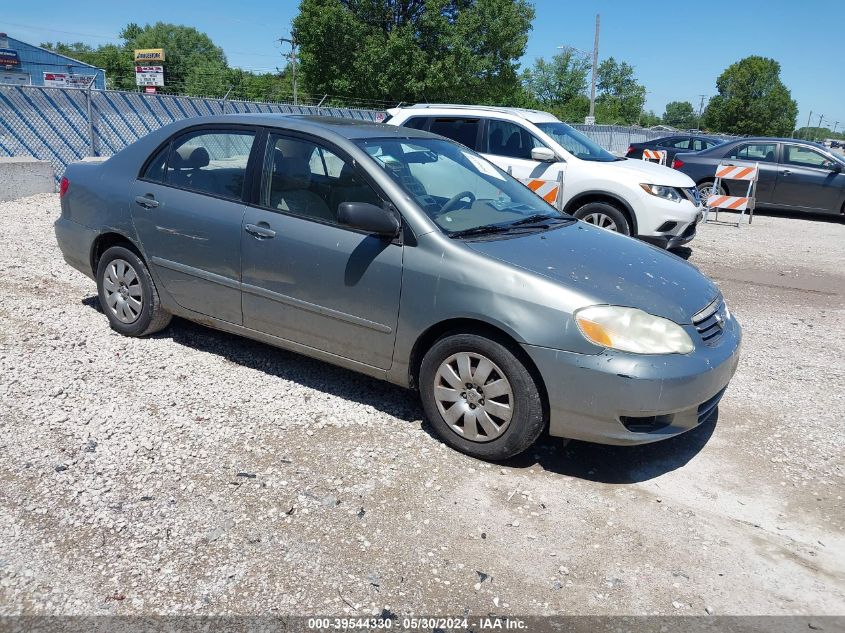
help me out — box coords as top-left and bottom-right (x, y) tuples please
(54, 114), (741, 460)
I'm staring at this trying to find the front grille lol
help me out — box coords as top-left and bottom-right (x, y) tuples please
(692, 298), (727, 344)
(682, 187), (702, 206)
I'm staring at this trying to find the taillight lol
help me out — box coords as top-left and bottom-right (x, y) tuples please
(626, 146), (634, 155)
(671, 158), (684, 170)
(59, 176), (69, 197)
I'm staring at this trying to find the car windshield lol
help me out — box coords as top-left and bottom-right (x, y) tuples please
(356, 137), (571, 236)
(535, 122), (618, 162)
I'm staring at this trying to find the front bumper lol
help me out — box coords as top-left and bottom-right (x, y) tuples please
(522, 315), (741, 445)
(635, 194), (703, 248)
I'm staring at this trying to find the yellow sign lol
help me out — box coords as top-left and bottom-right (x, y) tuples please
(134, 49), (165, 63)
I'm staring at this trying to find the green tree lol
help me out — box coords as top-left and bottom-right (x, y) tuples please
(702, 56), (797, 136)
(662, 100), (697, 129)
(594, 57), (646, 124)
(293, 0), (535, 104)
(523, 49), (590, 107)
(639, 110), (662, 128)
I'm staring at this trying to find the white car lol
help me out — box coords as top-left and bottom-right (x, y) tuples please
(385, 104), (703, 248)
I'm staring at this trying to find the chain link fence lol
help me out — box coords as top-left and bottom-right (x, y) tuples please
(1, 84), (741, 182)
(0, 85), (384, 182)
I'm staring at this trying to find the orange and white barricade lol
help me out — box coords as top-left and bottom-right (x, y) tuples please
(705, 162), (759, 226)
(508, 167), (565, 209)
(641, 149), (667, 165)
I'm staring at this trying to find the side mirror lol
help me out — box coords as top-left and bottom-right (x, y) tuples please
(531, 147), (557, 162)
(337, 202), (400, 237)
(830, 161), (843, 172)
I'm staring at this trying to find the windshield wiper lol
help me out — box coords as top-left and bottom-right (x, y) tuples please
(508, 213), (570, 227)
(448, 223), (517, 239)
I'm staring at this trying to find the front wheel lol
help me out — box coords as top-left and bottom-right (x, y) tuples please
(419, 334), (546, 461)
(96, 245), (172, 337)
(697, 180), (726, 202)
(572, 201), (631, 235)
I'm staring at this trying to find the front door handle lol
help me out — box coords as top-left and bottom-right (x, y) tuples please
(245, 223), (276, 239)
(782, 169), (792, 176)
(135, 195), (159, 209)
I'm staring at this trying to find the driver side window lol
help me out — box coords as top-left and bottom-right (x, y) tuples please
(484, 120), (544, 160)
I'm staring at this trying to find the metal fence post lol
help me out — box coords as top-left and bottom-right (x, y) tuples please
(86, 78), (97, 157)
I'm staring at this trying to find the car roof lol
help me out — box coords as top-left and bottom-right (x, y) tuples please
(171, 113), (438, 141)
(389, 103), (561, 124)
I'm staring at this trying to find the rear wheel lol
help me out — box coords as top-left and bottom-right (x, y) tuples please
(419, 334), (545, 461)
(572, 201), (631, 235)
(96, 245), (171, 337)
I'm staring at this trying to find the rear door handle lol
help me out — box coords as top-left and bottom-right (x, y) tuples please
(245, 223), (276, 239)
(135, 195), (159, 209)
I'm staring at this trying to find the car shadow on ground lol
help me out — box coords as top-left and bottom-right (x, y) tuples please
(508, 412), (717, 484)
(82, 295), (716, 483)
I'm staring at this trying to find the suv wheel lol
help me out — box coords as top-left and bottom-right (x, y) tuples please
(419, 333), (545, 461)
(96, 245), (172, 337)
(573, 201), (631, 235)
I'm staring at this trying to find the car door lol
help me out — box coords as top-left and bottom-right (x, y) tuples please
(131, 126), (258, 324)
(240, 131), (403, 370)
(721, 141), (779, 203)
(478, 118), (563, 205)
(772, 144), (845, 212)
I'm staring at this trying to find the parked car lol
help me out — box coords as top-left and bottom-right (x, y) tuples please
(385, 104), (704, 249)
(625, 134), (724, 163)
(673, 138), (845, 215)
(54, 114), (741, 460)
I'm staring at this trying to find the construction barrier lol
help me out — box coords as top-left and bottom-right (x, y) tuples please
(641, 149), (667, 165)
(520, 177), (560, 205)
(705, 162), (759, 226)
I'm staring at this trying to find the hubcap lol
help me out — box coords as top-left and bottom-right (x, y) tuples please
(433, 352), (514, 443)
(582, 212), (618, 231)
(103, 258), (143, 324)
(698, 183), (723, 201)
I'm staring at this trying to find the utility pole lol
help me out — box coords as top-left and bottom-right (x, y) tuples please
(697, 94), (707, 131)
(588, 14), (600, 123)
(805, 110), (813, 139)
(279, 35), (298, 105)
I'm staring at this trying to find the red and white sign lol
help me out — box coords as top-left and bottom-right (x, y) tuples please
(144, 86), (157, 94)
(135, 65), (164, 87)
(43, 72), (95, 88)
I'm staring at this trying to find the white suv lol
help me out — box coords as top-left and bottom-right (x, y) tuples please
(385, 104), (703, 248)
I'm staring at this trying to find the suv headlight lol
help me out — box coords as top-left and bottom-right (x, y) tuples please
(575, 305), (694, 354)
(639, 183), (684, 203)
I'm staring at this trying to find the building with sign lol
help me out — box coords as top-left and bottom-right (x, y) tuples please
(0, 33), (106, 89)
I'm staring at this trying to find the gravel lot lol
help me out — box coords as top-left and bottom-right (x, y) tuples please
(1, 194), (843, 617)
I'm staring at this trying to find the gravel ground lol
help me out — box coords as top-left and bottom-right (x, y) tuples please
(0, 194), (843, 617)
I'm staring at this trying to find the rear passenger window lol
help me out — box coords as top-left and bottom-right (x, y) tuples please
(727, 143), (777, 163)
(403, 117), (430, 130)
(142, 144), (169, 182)
(429, 118), (480, 149)
(167, 130), (256, 200)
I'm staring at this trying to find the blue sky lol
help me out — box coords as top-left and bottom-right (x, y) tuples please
(4, 0), (843, 130)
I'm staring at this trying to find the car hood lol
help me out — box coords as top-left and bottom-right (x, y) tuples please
(593, 157), (695, 186)
(466, 222), (719, 324)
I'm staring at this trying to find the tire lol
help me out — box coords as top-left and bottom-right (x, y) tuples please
(697, 180), (726, 202)
(96, 245), (172, 337)
(572, 201), (631, 235)
(419, 333), (546, 461)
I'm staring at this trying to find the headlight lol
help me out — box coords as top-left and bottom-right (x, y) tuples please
(639, 183), (684, 203)
(575, 305), (694, 354)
